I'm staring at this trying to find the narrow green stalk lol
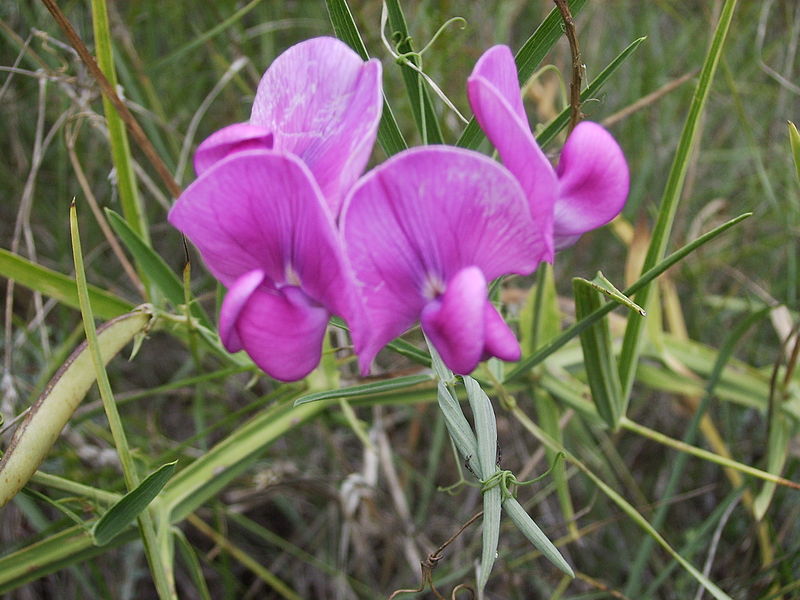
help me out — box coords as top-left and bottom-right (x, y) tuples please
(619, 418), (798, 491)
(617, 0), (738, 400)
(90, 0), (149, 245)
(70, 203), (175, 599)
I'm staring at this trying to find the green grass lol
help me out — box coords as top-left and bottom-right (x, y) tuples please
(1, 1), (798, 598)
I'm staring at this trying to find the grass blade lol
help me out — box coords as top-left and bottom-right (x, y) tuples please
(294, 374), (433, 406)
(617, 0), (738, 400)
(573, 278), (624, 430)
(90, 0), (148, 244)
(0, 247), (133, 319)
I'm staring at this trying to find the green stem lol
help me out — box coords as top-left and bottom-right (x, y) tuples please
(70, 203), (175, 599)
(90, 0), (149, 245)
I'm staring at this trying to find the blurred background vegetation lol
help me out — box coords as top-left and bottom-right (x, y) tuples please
(1, 0), (798, 598)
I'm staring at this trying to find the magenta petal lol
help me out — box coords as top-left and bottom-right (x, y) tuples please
(234, 285), (330, 381)
(421, 267), (487, 374)
(169, 150), (360, 324)
(219, 269), (265, 352)
(554, 121), (629, 240)
(483, 303), (520, 362)
(469, 45), (527, 124)
(194, 123), (274, 176)
(250, 37), (382, 213)
(468, 47), (557, 262)
(342, 146), (539, 372)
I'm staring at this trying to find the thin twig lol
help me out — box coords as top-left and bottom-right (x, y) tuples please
(388, 511), (483, 600)
(554, 0), (583, 132)
(40, 0), (182, 199)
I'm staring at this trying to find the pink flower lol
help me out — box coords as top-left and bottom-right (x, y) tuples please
(467, 45), (629, 255)
(193, 36), (383, 215)
(342, 146), (542, 375)
(169, 37), (382, 380)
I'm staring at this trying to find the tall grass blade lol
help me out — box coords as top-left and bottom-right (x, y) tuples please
(617, 0), (738, 400)
(90, 0), (149, 244)
(573, 278), (624, 430)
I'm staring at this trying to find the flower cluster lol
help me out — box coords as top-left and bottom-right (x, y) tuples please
(169, 37), (629, 381)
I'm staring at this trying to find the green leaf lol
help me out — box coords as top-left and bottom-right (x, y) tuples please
(456, 0), (588, 149)
(325, 0), (407, 156)
(617, 0), (738, 402)
(503, 496), (574, 576)
(435, 382), (480, 476)
(293, 374), (433, 406)
(91, 461), (178, 546)
(536, 36), (647, 148)
(0, 247), (133, 320)
(574, 278), (625, 430)
(504, 212), (752, 382)
(464, 377), (500, 590)
(589, 272), (646, 315)
(106, 209), (211, 328)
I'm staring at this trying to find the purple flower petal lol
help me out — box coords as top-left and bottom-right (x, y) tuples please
(250, 37), (382, 214)
(420, 267), (486, 375)
(219, 269), (265, 353)
(233, 284), (330, 381)
(169, 149), (363, 332)
(468, 46), (557, 262)
(342, 146), (539, 372)
(483, 303), (520, 362)
(193, 123), (274, 176)
(554, 121), (630, 242)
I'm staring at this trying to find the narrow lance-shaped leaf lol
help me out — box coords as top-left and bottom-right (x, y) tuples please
(464, 377), (501, 592)
(92, 461), (178, 546)
(0, 247), (134, 319)
(294, 374), (433, 406)
(574, 278), (625, 430)
(0, 310), (151, 508)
